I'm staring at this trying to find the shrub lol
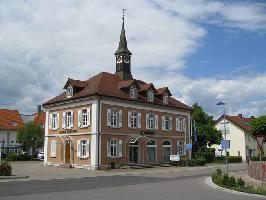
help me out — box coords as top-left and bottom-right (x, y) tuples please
(0, 161), (12, 176)
(222, 173), (229, 186)
(228, 176), (236, 187)
(5, 153), (32, 161)
(216, 168), (222, 175)
(250, 156), (266, 161)
(221, 156), (242, 163)
(236, 177), (245, 188)
(194, 158), (206, 166)
(196, 148), (215, 163)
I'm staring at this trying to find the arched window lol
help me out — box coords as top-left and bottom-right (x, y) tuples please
(66, 86), (73, 97)
(163, 141), (171, 162)
(147, 140), (156, 162)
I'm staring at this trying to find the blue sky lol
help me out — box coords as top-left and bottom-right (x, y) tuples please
(0, 0), (265, 118)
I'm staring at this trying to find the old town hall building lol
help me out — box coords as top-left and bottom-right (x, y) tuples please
(43, 18), (192, 170)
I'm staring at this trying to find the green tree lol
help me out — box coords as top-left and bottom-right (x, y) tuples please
(17, 122), (44, 154)
(249, 116), (266, 137)
(192, 103), (222, 157)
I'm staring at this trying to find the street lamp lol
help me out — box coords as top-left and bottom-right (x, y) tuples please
(216, 102), (229, 174)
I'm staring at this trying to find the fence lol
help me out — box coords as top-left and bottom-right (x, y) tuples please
(248, 161), (266, 181)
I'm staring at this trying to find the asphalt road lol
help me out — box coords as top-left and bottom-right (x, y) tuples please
(0, 164), (264, 200)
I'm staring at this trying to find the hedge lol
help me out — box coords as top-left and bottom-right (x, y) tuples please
(219, 156), (242, 163)
(5, 153), (32, 161)
(250, 156), (266, 161)
(0, 162), (12, 176)
(172, 157), (206, 167)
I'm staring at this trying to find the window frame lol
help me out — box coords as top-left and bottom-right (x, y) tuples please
(65, 111), (73, 129)
(130, 85), (138, 99)
(51, 113), (59, 130)
(177, 141), (184, 156)
(110, 109), (119, 127)
(163, 93), (169, 104)
(130, 111), (138, 128)
(66, 85), (73, 98)
(148, 114), (155, 130)
(176, 117), (184, 132)
(110, 139), (118, 157)
(147, 89), (154, 101)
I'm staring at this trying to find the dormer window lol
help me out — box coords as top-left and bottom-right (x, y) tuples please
(66, 86), (73, 97)
(163, 93), (169, 104)
(130, 85), (137, 98)
(147, 90), (154, 101)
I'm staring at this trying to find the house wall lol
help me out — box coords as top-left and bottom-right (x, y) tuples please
(0, 130), (21, 153)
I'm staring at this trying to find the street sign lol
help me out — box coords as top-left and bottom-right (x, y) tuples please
(185, 143), (192, 150)
(170, 155), (180, 162)
(220, 140), (230, 149)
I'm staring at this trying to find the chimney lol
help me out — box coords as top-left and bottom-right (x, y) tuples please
(251, 116), (255, 119)
(37, 105), (42, 113)
(238, 114), (242, 118)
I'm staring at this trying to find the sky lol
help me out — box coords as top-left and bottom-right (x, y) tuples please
(0, 0), (265, 118)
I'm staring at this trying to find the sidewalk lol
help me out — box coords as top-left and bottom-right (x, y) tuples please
(0, 161), (247, 182)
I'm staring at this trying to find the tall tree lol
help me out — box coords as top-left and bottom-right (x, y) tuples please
(192, 103), (222, 157)
(249, 116), (266, 137)
(17, 122), (44, 154)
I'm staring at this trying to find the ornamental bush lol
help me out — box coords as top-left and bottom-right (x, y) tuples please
(0, 161), (12, 176)
(222, 173), (229, 186)
(236, 177), (245, 188)
(5, 153), (32, 161)
(228, 176), (236, 187)
(195, 148), (215, 163)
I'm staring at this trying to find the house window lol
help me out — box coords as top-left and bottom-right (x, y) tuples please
(82, 109), (88, 127)
(51, 113), (59, 130)
(165, 116), (170, 130)
(220, 122), (230, 134)
(163, 141), (171, 162)
(111, 109), (119, 127)
(50, 140), (57, 157)
(163, 94), (169, 104)
(147, 140), (156, 162)
(176, 118), (185, 132)
(130, 112), (138, 128)
(147, 90), (154, 101)
(110, 140), (118, 157)
(66, 111), (73, 129)
(148, 114), (155, 130)
(66, 86), (73, 97)
(130, 85), (137, 98)
(81, 140), (87, 157)
(177, 141), (184, 156)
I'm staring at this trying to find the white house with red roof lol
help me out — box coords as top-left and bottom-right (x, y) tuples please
(211, 114), (260, 162)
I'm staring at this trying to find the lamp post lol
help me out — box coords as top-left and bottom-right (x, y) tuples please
(217, 102), (228, 174)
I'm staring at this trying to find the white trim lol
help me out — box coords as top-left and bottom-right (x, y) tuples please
(91, 99), (99, 170)
(101, 99), (191, 116)
(44, 112), (49, 163)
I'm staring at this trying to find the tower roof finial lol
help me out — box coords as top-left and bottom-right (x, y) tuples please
(114, 8), (132, 55)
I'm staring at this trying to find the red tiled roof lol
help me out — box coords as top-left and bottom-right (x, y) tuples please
(0, 109), (25, 130)
(63, 78), (89, 89)
(217, 115), (254, 132)
(43, 72), (192, 111)
(34, 112), (46, 126)
(156, 87), (172, 96)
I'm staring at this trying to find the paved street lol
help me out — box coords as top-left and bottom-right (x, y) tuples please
(0, 163), (264, 200)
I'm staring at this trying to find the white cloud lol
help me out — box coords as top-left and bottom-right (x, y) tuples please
(0, 0), (265, 118)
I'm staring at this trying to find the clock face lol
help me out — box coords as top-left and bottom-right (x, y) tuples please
(124, 55), (130, 63)
(117, 56), (123, 63)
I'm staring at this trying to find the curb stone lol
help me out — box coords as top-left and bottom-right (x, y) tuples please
(204, 176), (266, 199)
(0, 175), (29, 180)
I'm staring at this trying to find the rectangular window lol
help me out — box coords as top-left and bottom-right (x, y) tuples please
(148, 114), (155, 130)
(177, 141), (184, 156)
(81, 140), (87, 157)
(110, 140), (118, 157)
(111, 110), (119, 127)
(147, 90), (154, 101)
(129, 112), (138, 128)
(165, 116), (170, 130)
(51, 113), (59, 130)
(176, 118), (184, 132)
(50, 140), (57, 157)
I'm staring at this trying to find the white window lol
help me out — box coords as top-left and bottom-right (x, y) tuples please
(50, 140), (57, 157)
(220, 122), (230, 134)
(107, 109), (122, 128)
(176, 117), (185, 132)
(77, 139), (89, 158)
(78, 108), (90, 128)
(148, 114), (155, 130)
(163, 93), (169, 104)
(147, 140), (156, 162)
(65, 111), (73, 129)
(49, 113), (59, 130)
(128, 111), (140, 128)
(147, 90), (154, 101)
(66, 85), (73, 97)
(130, 85), (137, 98)
(162, 116), (172, 131)
(177, 141), (184, 156)
(107, 139), (123, 158)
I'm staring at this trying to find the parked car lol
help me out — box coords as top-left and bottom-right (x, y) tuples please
(37, 152), (44, 160)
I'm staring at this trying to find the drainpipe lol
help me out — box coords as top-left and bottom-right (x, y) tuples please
(97, 98), (101, 169)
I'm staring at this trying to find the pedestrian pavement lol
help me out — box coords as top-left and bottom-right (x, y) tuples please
(0, 161), (247, 182)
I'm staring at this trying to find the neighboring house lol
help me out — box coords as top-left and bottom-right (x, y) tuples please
(0, 109), (24, 154)
(211, 114), (260, 162)
(34, 110), (46, 153)
(42, 18), (192, 170)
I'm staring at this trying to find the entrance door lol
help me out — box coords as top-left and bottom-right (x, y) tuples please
(129, 146), (138, 163)
(65, 143), (70, 163)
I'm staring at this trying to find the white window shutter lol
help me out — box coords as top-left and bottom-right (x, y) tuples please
(162, 116), (165, 131)
(119, 110), (122, 128)
(146, 114), (149, 129)
(70, 111), (74, 128)
(107, 140), (111, 157)
(49, 114), (52, 129)
(183, 118), (186, 132)
(88, 108), (91, 126)
(77, 140), (81, 158)
(128, 111), (131, 128)
(176, 118), (178, 131)
(78, 110), (81, 127)
(170, 117), (173, 130)
(62, 112), (66, 129)
(56, 113), (59, 129)
(86, 140), (90, 158)
(138, 113), (141, 128)
(50, 140), (56, 157)
(107, 109), (111, 126)
(118, 140), (123, 157)
(155, 115), (159, 129)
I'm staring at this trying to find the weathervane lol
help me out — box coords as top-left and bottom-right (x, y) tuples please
(122, 8), (126, 21)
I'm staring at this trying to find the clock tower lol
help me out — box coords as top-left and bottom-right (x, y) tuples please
(114, 12), (133, 81)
